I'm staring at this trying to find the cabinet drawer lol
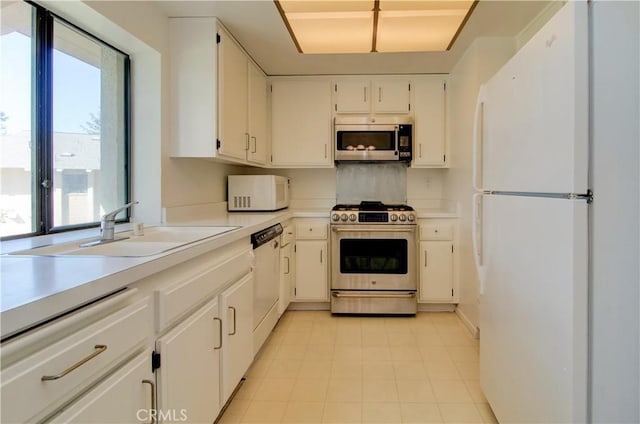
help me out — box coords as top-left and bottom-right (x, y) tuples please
(1, 300), (150, 424)
(155, 247), (252, 332)
(295, 220), (327, 239)
(47, 351), (153, 423)
(282, 225), (295, 245)
(420, 223), (453, 240)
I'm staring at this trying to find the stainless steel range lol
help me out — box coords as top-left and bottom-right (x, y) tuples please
(330, 201), (417, 314)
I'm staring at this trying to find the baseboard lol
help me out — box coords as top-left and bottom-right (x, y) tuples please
(286, 302), (330, 311)
(455, 307), (480, 339)
(417, 303), (456, 312)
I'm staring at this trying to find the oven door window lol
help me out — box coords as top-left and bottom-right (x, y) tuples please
(340, 239), (408, 274)
(336, 131), (396, 151)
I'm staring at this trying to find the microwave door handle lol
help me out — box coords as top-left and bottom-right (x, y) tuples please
(395, 126), (399, 154)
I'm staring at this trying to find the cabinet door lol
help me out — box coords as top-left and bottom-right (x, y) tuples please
(271, 79), (333, 167)
(294, 241), (328, 300)
(218, 28), (249, 162)
(48, 352), (154, 423)
(279, 242), (293, 315)
(219, 273), (254, 405)
(412, 78), (447, 167)
(156, 298), (221, 423)
(169, 17), (218, 158)
(373, 80), (410, 113)
(419, 241), (454, 301)
(248, 62), (268, 165)
(334, 80), (370, 113)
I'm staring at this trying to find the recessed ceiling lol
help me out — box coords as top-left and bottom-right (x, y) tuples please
(150, 0), (552, 76)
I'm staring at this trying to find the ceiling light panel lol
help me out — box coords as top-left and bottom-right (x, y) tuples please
(377, 0), (475, 52)
(275, 0), (476, 54)
(287, 11), (374, 53)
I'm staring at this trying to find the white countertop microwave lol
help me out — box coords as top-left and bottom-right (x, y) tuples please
(227, 175), (290, 211)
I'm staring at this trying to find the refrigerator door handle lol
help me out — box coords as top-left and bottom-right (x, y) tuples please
(472, 85), (487, 193)
(472, 193), (487, 295)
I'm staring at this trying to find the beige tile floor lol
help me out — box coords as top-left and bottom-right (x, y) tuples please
(218, 311), (498, 424)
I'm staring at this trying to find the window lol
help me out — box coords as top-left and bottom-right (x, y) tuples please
(0, 1), (130, 238)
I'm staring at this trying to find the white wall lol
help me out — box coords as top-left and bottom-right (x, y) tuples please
(589, 1), (639, 421)
(442, 37), (516, 329)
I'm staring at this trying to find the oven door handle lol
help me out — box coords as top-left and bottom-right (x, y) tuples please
(331, 228), (416, 233)
(332, 292), (416, 299)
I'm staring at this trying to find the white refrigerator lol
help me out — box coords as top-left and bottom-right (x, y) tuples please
(472, 2), (590, 422)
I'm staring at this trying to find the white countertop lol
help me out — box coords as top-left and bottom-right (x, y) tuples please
(0, 206), (454, 339)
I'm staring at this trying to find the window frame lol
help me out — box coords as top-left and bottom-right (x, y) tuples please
(1, 1), (131, 240)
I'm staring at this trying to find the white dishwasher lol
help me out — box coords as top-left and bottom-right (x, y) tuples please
(250, 223), (283, 353)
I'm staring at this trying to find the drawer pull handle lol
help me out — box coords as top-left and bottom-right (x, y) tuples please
(229, 307), (237, 336)
(41, 344), (107, 381)
(142, 379), (156, 424)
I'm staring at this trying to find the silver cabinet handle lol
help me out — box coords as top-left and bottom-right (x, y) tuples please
(378, 86), (382, 102)
(332, 292), (416, 299)
(332, 227), (416, 233)
(251, 136), (257, 153)
(424, 250), (428, 267)
(213, 317), (222, 350)
(364, 86), (367, 102)
(419, 144), (423, 158)
(285, 256), (290, 274)
(41, 344), (108, 381)
(324, 144), (328, 159)
(142, 379), (156, 424)
(228, 307), (237, 336)
(245, 133), (250, 151)
(320, 249), (323, 264)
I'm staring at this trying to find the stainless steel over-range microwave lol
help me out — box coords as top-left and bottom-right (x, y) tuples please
(334, 115), (413, 162)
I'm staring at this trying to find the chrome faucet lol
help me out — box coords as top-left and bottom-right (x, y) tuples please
(100, 201), (139, 241)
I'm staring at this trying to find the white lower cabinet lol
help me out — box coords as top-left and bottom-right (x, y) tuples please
(279, 224), (295, 315)
(419, 241), (454, 301)
(155, 298), (221, 424)
(47, 351), (154, 423)
(293, 219), (329, 301)
(418, 220), (458, 303)
(152, 243), (255, 422)
(219, 273), (254, 405)
(294, 241), (328, 301)
(0, 295), (150, 424)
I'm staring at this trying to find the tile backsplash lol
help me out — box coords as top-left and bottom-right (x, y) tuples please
(336, 163), (407, 204)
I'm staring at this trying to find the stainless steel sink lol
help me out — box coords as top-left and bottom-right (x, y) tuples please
(8, 226), (239, 257)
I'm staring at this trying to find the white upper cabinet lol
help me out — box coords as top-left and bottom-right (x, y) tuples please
(412, 77), (447, 167)
(169, 18), (268, 166)
(333, 78), (411, 114)
(169, 17), (218, 158)
(270, 78), (333, 167)
(248, 62), (268, 165)
(218, 27), (250, 161)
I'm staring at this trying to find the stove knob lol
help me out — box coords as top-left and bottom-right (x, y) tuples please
(341, 213), (348, 221)
(399, 214), (407, 222)
(390, 214), (398, 222)
(332, 213), (340, 222)
(349, 213), (357, 222)
(407, 214), (415, 222)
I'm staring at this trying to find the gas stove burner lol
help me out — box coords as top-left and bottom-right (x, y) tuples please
(331, 201), (416, 224)
(332, 201), (415, 212)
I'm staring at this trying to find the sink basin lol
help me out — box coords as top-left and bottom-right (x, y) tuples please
(8, 226), (239, 257)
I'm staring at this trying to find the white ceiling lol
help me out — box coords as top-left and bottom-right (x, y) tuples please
(151, 0), (552, 76)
